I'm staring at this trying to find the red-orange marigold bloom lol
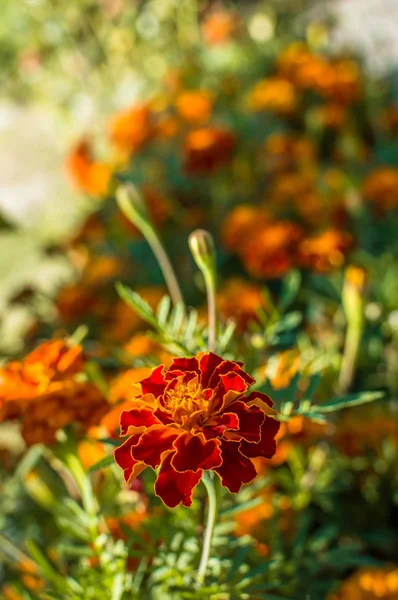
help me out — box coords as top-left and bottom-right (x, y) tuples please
(183, 127), (235, 173)
(114, 352), (280, 508)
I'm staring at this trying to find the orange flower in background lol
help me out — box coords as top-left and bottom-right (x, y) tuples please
(0, 340), (108, 446)
(264, 133), (316, 171)
(202, 11), (240, 45)
(183, 126), (235, 173)
(109, 103), (153, 155)
(362, 167), (398, 211)
(221, 205), (270, 252)
(65, 140), (111, 197)
(240, 220), (303, 279)
(248, 77), (298, 114)
(278, 44), (361, 103)
(114, 352), (280, 508)
(124, 333), (172, 366)
(328, 566), (398, 599)
(298, 228), (352, 272)
(336, 411), (398, 459)
(217, 278), (267, 331)
(175, 90), (213, 123)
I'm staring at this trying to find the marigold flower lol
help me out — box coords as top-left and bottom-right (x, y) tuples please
(248, 77), (298, 114)
(240, 220), (303, 279)
(221, 205), (270, 252)
(328, 566), (398, 599)
(114, 352), (280, 508)
(183, 127), (235, 173)
(202, 11), (240, 45)
(298, 228), (352, 272)
(175, 90), (213, 123)
(362, 168), (398, 212)
(217, 278), (267, 331)
(264, 133), (316, 171)
(0, 340), (108, 446)
(109, 103), (153, 155)
(65, 140), (111, 197)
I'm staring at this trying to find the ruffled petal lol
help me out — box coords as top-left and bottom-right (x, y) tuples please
(171, 432), (222, 472)
(229, 400), (265, 442)
(204, 412), (239, 437)
(114, 434), (146, 483)
(131, 424), (179, 468)
(167, 356), (199, 375)
(214, 440), (257, 493)
(198, 352), (225, 387)
(155, 453), (202, 508)
(120, 407), (160, 435)
(239, 416), (280, 459)
(209, 359), (255, 390)
(139, 365), (167, 398)
(245, 390), (274, 412)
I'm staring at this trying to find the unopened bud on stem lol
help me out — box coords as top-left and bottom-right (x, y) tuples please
(189, 229), (217, 352)
(116, 183), (151, 234)
(189, 229), (216, 276)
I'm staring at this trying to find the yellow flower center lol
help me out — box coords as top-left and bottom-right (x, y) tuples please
(164, 378), (210, 429)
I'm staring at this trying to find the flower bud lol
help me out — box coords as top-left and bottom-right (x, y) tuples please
(342, 266), (367, 326)
(116, 183), (151, 233)
(188, 229), (216, 274)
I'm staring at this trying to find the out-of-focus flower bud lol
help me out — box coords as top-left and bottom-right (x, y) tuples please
(188, 229), (216, 275)
(116, 183), (151, 234)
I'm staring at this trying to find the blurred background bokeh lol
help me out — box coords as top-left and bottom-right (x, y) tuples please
(1, 0), (397, 355)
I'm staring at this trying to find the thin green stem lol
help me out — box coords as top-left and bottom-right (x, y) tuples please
(337, 320), (362, 395)
(145, 226), (184, 307)
(203, 270), (217, 353)
(197, 472), (220, 586)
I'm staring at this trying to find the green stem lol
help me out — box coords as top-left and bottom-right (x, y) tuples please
(337, 318), (363, 395)
(145, 226), (184, 307)
(203, 270), (217, 353)
(197, 472), (220, 586)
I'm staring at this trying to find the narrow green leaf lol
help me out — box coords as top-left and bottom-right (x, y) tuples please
(88, 455), (115, 473)
(169, 302), (185, 336)
(308, 391), (384, 414)
(116, 283), (157, 328)
(156, 295), (172, 327)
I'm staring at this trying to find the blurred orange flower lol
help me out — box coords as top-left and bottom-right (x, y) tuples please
(248, 77), (298, 114)
(264, 133), (316, 171)
(363, 168), (398, 212)
(202, 11), (240, 45)
(175, 90), (213, 123)
(298, 228), (352, 272)
(65, 140), (111, 197)
(0, 340), (108, 446)
(221, 205), (270, 252)
(183, 126), (235, 173)
(241, 220), (303, 279)
(109, 103), (153, 155)
(278, 44), (361, 103)
(217, 278), (267, 331)
(328, 566), (398, 599)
